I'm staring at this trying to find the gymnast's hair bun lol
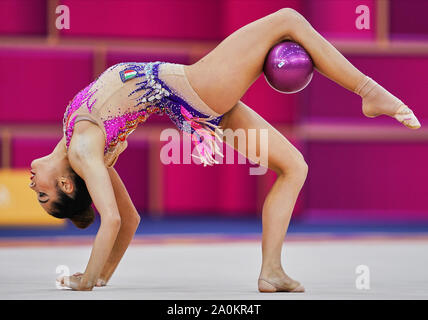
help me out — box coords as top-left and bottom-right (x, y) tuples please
(70, 206), (95, 229)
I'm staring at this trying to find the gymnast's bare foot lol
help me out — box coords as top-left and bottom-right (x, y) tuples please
(258, 267), (305, 293)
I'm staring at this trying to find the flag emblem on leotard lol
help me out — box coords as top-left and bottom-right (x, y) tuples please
(120, 69), (138, 82)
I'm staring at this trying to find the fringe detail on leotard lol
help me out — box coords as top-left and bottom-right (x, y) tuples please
(180, 106), (224, 166)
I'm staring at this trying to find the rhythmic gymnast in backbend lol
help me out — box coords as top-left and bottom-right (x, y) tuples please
(29, 8), (420, 292)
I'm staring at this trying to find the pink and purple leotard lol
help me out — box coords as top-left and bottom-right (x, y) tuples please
(63, 61), (224, 167)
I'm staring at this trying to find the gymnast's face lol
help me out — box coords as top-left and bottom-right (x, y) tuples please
(29, 155), (73, 213)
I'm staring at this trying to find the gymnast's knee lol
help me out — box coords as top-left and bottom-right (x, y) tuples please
(275, 8), (310, 34)
(276, 8), (305, 20)
(277, 153), (308, 184)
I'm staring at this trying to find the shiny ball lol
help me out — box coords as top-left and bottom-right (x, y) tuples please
(263, 40), (314, 94)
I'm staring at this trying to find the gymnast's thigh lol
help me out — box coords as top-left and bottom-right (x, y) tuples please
(184, 10), (287, 115)
(219, 100), (305, 174)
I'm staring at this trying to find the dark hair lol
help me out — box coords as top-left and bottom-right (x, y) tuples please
(49, 168), (94, 229)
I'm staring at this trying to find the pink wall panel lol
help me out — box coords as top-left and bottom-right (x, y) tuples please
(0, 47), (93, 123)
(11, 136), (59, 168)
(113, 139), (149, 212)
(390, 0), (428, 40)
(304, 55), (428, 122)
(161, 136), (306, 216)
(163, 162), (228, 215)
(59, 0), (222, 40)
(0, 0), (46, 35)
(214, 151), (260, 215)
(241, 75), (299, 124)
(221, 0), (303, 37)
(303, 0), (376, 40)
(304, 71), (362, 121)
(106, 51), (191, 67)
(162, 142), (260, 215)
(305, 141), (428, 221)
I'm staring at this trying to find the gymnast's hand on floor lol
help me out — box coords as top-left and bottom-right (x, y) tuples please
(56, 275), (90, 291)
(72, 272), (107, 287)
(56, 273), (99, 291)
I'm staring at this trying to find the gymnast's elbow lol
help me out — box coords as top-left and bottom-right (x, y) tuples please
(101, 214), (122, 230)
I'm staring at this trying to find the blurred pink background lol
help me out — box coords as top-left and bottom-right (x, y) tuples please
(1, 0), (428, 225)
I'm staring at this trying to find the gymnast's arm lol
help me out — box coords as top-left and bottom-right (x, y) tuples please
(66, 124), (122, 291)
(96, 167), (141, 285)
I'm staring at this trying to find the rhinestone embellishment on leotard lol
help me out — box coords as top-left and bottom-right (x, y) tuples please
(103, 62), (172, 152)
(63, 61), (224, 166)
(63, 80), (98, 148)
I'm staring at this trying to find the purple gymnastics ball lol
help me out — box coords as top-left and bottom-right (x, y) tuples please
(263, 40), (314, 94)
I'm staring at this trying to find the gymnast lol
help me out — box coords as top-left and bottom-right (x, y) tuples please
(29, 8), (420, 292)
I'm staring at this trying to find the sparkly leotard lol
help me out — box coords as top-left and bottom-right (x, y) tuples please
(63, 61), (224, 167)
